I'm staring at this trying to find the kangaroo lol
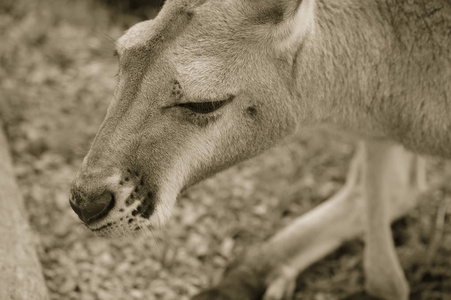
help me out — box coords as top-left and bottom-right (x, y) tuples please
(70, 0), (450, 299)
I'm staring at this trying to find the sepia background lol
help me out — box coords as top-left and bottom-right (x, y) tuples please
(1, 0), (450, 299)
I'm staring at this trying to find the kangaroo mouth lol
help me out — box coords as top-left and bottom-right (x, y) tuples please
(73, 167), (173, 238)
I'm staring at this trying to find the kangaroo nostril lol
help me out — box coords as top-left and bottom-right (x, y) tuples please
(70, 190), (115, 224)
(69, 198), (82, 219)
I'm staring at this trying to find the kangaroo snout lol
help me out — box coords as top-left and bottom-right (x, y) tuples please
(70, 159), (163, 237)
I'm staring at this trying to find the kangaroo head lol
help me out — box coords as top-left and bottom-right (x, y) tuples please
(70, 0), (315, 237)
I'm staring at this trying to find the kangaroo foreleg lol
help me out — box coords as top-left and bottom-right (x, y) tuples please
(192, 178), (367, 300)
(264, 141), (425, 300)
(192, 143), (425, 300)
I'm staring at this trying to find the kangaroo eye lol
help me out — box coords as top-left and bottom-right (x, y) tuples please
(177, 97), (233, 114)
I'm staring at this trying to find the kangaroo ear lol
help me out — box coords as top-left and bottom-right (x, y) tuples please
(248, 0), (315, 52)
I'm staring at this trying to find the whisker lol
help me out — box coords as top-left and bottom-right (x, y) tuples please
(91, 29), (126, 50)
(283, 139), (297, 162)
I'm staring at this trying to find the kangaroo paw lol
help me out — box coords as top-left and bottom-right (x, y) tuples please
(191, 288), (233, 300)
(191, 265), (266, 300)
(341, 292), (383, 300)
(263, 266), (297, 300)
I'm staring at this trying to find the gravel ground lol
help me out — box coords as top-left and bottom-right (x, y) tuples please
(1, 1), (451, 299)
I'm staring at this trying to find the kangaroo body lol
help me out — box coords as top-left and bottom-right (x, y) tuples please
(301, 0), (450, 156)
(70, 0), (450, 299)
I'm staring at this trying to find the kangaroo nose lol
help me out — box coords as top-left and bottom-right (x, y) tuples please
(69, 190), (115, 224)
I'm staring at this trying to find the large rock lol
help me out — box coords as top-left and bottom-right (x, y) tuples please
(0, 124), (49, 300)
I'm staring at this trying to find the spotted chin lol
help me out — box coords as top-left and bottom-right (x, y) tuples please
(90, 204), (156, 239)
(88, 169), (158, 238)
